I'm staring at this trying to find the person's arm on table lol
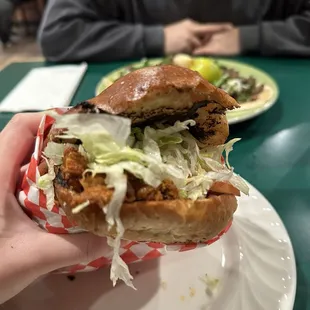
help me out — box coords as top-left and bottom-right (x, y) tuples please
(239, 1), (310, 56)
(193, 0), (310, 57)
(0, 113), (111, 304)
(39, 0), (233, 62)
(38, 0), (164, 62)
(193, 25), (241, 56)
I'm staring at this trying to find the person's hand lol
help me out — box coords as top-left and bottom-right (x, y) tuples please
(0, 113), (113, 304)
(164, 19), (232, 55)
(193, 26), (241, 56)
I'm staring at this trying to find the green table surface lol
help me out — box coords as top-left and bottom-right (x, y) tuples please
(0, 57), (310, 309)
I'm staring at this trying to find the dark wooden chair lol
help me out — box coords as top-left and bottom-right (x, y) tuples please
(14, 0), (45, 35)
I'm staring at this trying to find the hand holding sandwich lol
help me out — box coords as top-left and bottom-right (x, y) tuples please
(0, 113), (112, 304)
(45, 65), (248, 287)
(0, 65), (249, 300)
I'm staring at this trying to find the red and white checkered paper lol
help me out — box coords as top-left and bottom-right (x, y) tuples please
(18, 108), (232, 274)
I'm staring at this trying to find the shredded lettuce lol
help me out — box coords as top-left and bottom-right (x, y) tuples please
(55, 114), (136, 288)
(126, 135), (136, 148)
(72, 200), (90, 214)
(158, 135), (183, 147)
(147, 120), (195, 138)
(222, 138), (241, 169)
(102, 167), (135, 289)
(37, 157), (56, 211)
(131, 127), (144, 141)
(43, 142), (66, 165)
(201, 138), (241, 169)
(95, 147), (146, 166)
(107, 237), (135, 290)
(55, 114), (131, 148)
(43, 141), (78, 165)
(207, 169), (249, 195)
(78, 145), (89, 161)
(88, 161), (162, 188)
(39, 113), (249, 289)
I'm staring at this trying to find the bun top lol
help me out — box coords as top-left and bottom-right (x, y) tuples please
(77, 65), (239, 123)
(68, 65), (240, 145)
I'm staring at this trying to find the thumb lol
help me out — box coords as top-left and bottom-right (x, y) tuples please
(37, 232), (115, 273)
(191, 23), (232, 35)
(193, 46), (211, 55)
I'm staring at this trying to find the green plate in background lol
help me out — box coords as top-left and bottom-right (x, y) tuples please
(95, 58), (279, 125)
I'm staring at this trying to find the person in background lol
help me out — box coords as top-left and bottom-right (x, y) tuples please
(38, 0), (310, 62)
(0, 0), (33, 45)
(0, 113), (112, 304)
(0, 0), (14, 44)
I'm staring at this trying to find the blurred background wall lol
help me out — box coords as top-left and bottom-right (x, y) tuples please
(0, 0), (45, 70)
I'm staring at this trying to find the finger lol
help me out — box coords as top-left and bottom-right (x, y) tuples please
(36, 232), (130, 273)
(0, 113), (43, 193)
(193, 45), (215, 55)
(193, 47), (206, 55)
(0, 232), (122, 303)
(17, 164), (30, 190)
(191, 23), (233, 35)
(20, 164), (29, 177)
(189, 36), (202, 50)
(202, 33), (213, 44)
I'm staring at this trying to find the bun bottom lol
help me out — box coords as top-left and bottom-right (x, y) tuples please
(55, 183), (237, 243)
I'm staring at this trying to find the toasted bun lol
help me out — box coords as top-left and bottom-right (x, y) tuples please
(55, 182), (237, 243)
(87, 65), (239, 116)
(70, 65), (239, 145)
(52, 65), (240, 243)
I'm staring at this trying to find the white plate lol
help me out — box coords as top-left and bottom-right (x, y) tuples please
(4, 183), (296, 310)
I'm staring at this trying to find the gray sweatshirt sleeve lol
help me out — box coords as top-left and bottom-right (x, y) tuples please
(239, 2), (310, 56)
(38, 0), (164, 62)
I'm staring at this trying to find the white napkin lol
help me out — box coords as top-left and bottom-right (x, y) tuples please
(0, 63), (88, 112)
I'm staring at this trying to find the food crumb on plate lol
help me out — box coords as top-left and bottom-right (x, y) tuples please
(67, 275), (76, 281)
(189, 287), (196, 297)
(160, 281), (167, 290)
(180, 295), (186, 302)
(199, 274), (220, 296)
